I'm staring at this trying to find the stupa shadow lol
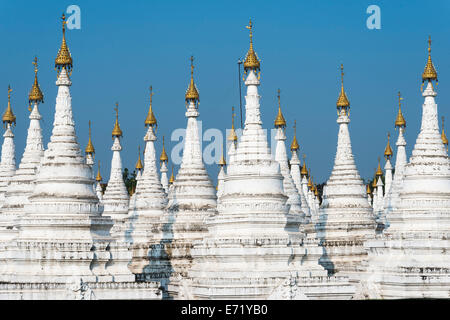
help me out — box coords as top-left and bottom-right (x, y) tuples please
(316, 209), (335, 276)
(141, 200), (175, 300)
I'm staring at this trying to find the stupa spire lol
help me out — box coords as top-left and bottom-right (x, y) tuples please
(318, 64), (375, 279)
(135, 146), (143, 172)
(102, 104), (129, 220)
(112, 103), (123, 138)
(290, 120), (299, 151)
(165, 56), (216, 297)
(395, 92), (406, 128)
(28, 57), (44, 110)
(274, 89), (286, 128)
(185, 56), (199, 105)
(2, 86), (16, 127)
(55, 13), (73, 75)
(336, 64), (350, 112)
(421, 36), (438, 89)
(145, 86), (157, 128)
(243, 19), (260, 76)
(127, 97), (167, 276)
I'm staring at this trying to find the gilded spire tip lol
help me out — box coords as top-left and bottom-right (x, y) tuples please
(243, 19), (260, 73)
(274, 88), (286, 128)
(145, 85), (158, 128)
(336, 64), (350, 109)
(290, 120), (299, 151)
(112, 102), (123, 138)
(29, 56), (44, 106)
(55, 13), (73, 74)
(85, 120), (95, 155)
(160, 136), (169, 163)
(185, 55), (200, 104)
(3, 85), (16, 126)
(422, 35), (438, 83)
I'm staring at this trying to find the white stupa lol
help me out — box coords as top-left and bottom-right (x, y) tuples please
(165, 56), (217, 298)
(318, 64), (376, 282)
(380, 94), (408, 229)
(102, 104), (130, 221)
(0, 86), (17, 207)
(186, 21), (354, 300)
(127, 89), (168, 287)
(0, 15), (160, 299)
(364, 38), (450, 299)
(0, 58), (44, 242)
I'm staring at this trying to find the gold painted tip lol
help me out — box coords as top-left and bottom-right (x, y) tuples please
(160, 136), (169, 162)
(55, 13), (73, 72)
(243, 19), (261, 72)
(112, 103), (123, 138)
(135, 146), (143, 170)
(145, 86), (158, 127)
(2, 85), (16, 125)
(384, 132), (393, 159)
(96, 161), (102, 182)
(422, 36), (438, 82)
(185, 56), (200, 103)
(376, 158), (383, 177)
(336, 64), (350, 108)
(169, 166), (175, 184)
(85, 121), (95, 154)
(29, 56), (44, 105)
(274, 89), (286, 128)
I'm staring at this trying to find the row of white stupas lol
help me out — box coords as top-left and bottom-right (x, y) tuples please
(0, 15), (448, 299)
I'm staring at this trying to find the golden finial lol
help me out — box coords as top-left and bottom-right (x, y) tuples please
(55, 13), (73, 74)
(371, 170), (378, 189)
(145, 85), (158, 128)
(366, 184), (372, 195)
(422, 36), (438, 85)
(219, 142), (227, 166)
(135, 146), (143, 171)
(290, 120), (300, 151)
(160, 136), (169, 163)
(307, 174), (313, 189)
(384, 132), (393, 160)
(2, 85), (16, 126)
(85, 120), (95, 155)
(96, 160), (102, 182)
(442, 116), (448, 151)
(169, 166), (175, 184)
(375, 157), (383, 177)
(395, 91), (406, 128)
(314, 185), (319, 197)
(28, 56), (44, 109)
(228, 106), (238, 142)
(243, 19), (261, 74)
(274, 89), (286, 128)
(336, 64), (350, 110)
(112, 103), (123, 138)
(301, 154), (308, 177)
(185, 55), (200, 104)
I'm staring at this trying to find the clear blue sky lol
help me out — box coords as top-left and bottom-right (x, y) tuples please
(0, 0), (449, 185)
